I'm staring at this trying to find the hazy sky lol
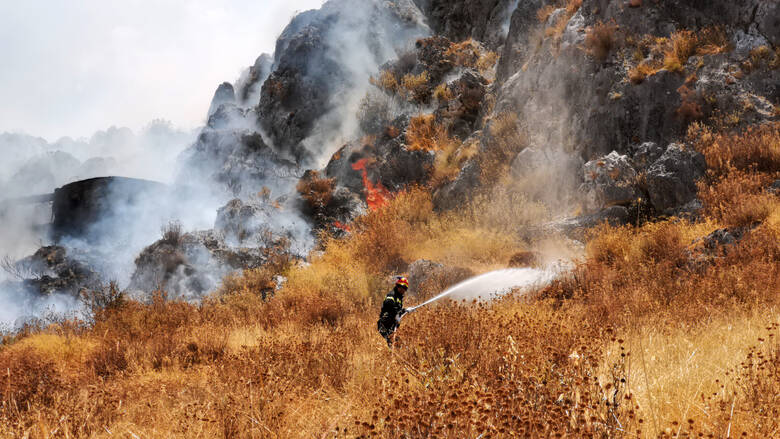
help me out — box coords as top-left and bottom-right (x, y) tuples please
(0, 0), (325, 141)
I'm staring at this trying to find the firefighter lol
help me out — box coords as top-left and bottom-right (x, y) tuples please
(377, 276), (409, 347)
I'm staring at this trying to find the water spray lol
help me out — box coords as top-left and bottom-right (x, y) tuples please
(403, 266), (565, 317)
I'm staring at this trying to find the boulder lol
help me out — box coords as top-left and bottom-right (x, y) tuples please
(547, 206), (630, 241)
(51, 177), (167, 244)
(433, 159), (481, 211)
(645, 144), (706, 214)
(631, 142), (664, 170)
(580, 151), (638, 211)
(14, 246), (102, 297)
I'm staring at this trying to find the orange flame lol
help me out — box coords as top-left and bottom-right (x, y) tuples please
(351, 158), (391, 210)
(332, 221), (351, 232)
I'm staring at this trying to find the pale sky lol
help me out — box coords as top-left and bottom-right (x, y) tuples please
(0, 0), (326, 141)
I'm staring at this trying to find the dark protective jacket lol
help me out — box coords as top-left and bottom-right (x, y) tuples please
(377, 288), (405, 331)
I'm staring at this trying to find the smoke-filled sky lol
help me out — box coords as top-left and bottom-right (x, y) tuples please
(0, 0), (325, 141)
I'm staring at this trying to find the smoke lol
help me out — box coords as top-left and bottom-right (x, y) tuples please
(494, 9), (590, 217)
(0, 276), (84, 332)
(0, 122), (199, 328)
(298, 0), (430, 167)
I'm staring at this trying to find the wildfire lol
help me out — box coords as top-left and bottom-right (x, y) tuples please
(351, 158), (391, 210)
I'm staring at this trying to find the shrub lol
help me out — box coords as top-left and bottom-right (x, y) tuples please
(0, 348), (64, 411)
(296, 170), (335, 210)
(405, 114), (456, 152)
(357, 90), (399, 134)
(89, 341), (128, 379)
(696, 26), (730, 55)
(400, 71), (430, 103)
(536, 5), (556, 23)
(663, 30), (697, 72)
(691, 121), (780, 176)
(433, 83), (454, 102)
(368, 70), (398, 94)
(585, 21), (618, 61)
(697, 169), (774, 228)
(628, 60), (661, 84)
(676, 84), (704, 124)
(160, 220), (183, 246)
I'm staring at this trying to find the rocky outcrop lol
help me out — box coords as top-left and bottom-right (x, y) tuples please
(51, 177), (167, 243)
(412, 0), (516, 48)
(645, 144), (706, 214)
(495, 0), (778, 163)
(128, 230), (273, 300)
(580, 151), (638, 211)
(11, 246), (102, 297)
(214, 197), (312, 252)
(207, 83), (236, 118)
(257, 0), (429, 165)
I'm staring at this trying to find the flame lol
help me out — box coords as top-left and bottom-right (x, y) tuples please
(332, 221), (351, 232)
(351, 158), (391, 210)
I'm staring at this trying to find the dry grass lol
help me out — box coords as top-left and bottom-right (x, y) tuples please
(479, 112), (528, 185)
(432, 137), (477, 185)
(297, 170), (335, 211)
(444, 39), (499, 75)
(663, 30), (698, 72)
(369, 70), (399, 94)
(585, 21), (618, 62)
(400, 71), (430, 104)
(1, 126), (778, 438)
(627, 27), (731, 83)
(432, 83), (454, 102)
(541, 0), (583, 41)
(690, 121), (780, 176)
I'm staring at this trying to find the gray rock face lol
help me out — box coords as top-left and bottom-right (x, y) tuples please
(207, 82), (236, 118)
(215, 199), (271, 245)
(631, 142), (664, 170)
(433, 159), (480, 210)
(495, 0), (779, 163)
(581, 151), (638, 211)
(645, 144), (707, 214)
(214, 197), (313, 255)
(412, 0), (516, 48)
(546, 206), (630, 241)
(235, 54), (273, 105)
(258, 0), (429, 165)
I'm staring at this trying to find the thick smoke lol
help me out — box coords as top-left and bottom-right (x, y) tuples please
(0, 122), (197, 328)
